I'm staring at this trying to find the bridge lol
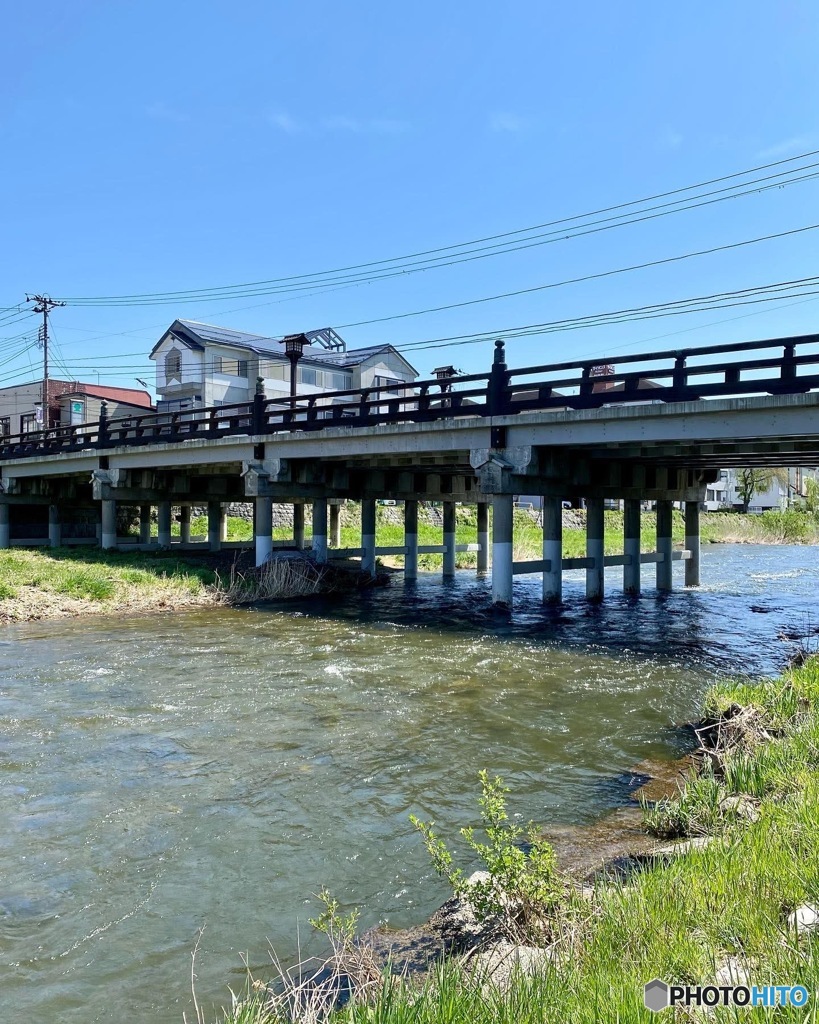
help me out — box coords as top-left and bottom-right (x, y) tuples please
(1, 333), (818, 607)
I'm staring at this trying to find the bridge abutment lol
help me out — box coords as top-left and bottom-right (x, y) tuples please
(586, 498), (605, 601)
(157, 501), (172, 549)
(685, 501), (701, 587)
(476, 502), (489, 574)
(208, 501), (222, 552)
(361, 499), (376, 576)
(48, 504), (61, 548)
(293, 504), (305, 550)
(491, 494), (514, 607)
(312, 498), (328, 564)
(623, 499), (641, 595)
(404, 499), (418, 581)
(442, 501), (456, 578)
(656, 500), (673, 592)
(101, 499), (117, 551)
(179, 505), (191, 545)
(255, 496), (273, 566)
(542, 496), (562, 604)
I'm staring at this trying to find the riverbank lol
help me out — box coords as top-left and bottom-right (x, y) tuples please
(0, 547), (219, 623)
(219, 653), (819, 1023)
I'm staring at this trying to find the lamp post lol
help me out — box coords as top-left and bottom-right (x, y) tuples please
(282, 333), (311, 402)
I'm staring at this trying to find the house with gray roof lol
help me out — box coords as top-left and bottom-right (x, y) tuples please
(149, 319), (418, 412)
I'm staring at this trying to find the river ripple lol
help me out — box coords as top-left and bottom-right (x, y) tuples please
(0, 544), (816, 1022)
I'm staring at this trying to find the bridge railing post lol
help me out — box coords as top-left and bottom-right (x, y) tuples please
(781, 342), (797, 383)
(98, 401), (109, 447)
(486, 340), (510, 416)
(252, 377), (265, 434)
(672, 353), (687, 395)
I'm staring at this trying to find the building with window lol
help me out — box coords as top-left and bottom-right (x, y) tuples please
(0, 379), (153, 436)
(149, 319), (418, 412)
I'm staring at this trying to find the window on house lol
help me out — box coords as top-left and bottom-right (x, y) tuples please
(298, 366), (318, 386)
(213, 356), (248, 377)
(262, 360), (288, 381)
(0, 417), (9, 436)
(21, 414), (37, 433)
(373, 375), (403, 390)
(165, 348), (182, 380)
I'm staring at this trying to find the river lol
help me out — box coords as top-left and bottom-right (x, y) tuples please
(1, 544), (817, 1022)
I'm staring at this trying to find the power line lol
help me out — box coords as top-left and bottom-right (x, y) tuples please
(47, 147), (819, 305)
(337, 222), (819, 330)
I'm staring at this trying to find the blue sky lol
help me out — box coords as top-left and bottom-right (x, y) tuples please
(1, 0), (818, 389)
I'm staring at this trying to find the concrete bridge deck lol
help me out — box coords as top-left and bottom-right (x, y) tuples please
(2, 334), (818, 607)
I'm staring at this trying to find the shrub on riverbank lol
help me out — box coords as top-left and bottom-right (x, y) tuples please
(214, 656), (819, 1024)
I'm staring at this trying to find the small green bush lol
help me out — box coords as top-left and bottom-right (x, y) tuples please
(411, 770), (563, 942)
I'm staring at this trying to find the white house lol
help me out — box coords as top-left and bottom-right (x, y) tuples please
(149, 319), (417, 412)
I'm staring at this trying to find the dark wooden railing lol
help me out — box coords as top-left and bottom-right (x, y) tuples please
(1, 332), (817, 461)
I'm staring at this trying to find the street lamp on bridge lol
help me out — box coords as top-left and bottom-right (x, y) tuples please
(282, 333), (312, 400)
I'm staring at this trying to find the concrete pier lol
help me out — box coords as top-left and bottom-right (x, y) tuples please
(139, 504), (151, 545)
(656, 499), (673, 591)
(220, 512), (229, 543)
(179, 505), (191, 545)
(312, 498), (328, 564)
(48, 504), (61, 548)
(491, 494), (514, 607)
(442, 501), (456, 578)
(404, 499), (418, 581)
(0, 504), (9, 549)
(255, 495), (273, 566)
(476, 503), (489, 574)
(157, 501), (172, 548)
(542, 496), (562, 603)
(361, 499), (376, 576)
(685, 500), (701, 587)
(329, 502), (342, 548)
(293, 503), (305, 549)
(586, 498), (605, 601)
(623, 498), (641, 595)
(208, 501), (222, 552)
(101, 499), (117, 550)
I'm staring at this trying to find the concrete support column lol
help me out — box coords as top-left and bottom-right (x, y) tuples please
(157, 501), (172, 548)
(329, 503), (342, 548)
(476, 502), (489, 574)
(179, 505), (191, 545)
(656, 499), (673, 592)
(293, 504), (305, 549)
(404, 499), (418, 581)
(208, 501), (222, 552)
(491, 494), (514, 607)
(586, 497), (605, 601)
(684, 500), (701, 587)
(623, 499), (641, 595)
(361, 499), (376, 576)
(542, 496), (562, 604)
(312, 498), (328, 564)
(255, 496), (273, 567)
(48, 504), (61, 548)
(101, 499), (117, 551)
(0, 503), (9, 549)
(442, 501), (456, 578)
(139, 504), (152, 545)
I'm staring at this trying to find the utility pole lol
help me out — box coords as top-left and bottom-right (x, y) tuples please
(26, 294), (65, 428)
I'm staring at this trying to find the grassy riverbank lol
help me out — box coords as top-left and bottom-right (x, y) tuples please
(0, 548), (217, 623)
(214, 655), (819, 1023)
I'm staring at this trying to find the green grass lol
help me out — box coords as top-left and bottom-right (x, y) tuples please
(215, 656), (819, 1024)
(0, 547), (216, 618)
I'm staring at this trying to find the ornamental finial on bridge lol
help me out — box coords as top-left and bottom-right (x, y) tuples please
(493, 339), (507, 369)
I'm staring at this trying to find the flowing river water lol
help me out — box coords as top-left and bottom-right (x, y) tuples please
(1, 544), (818, 1022)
